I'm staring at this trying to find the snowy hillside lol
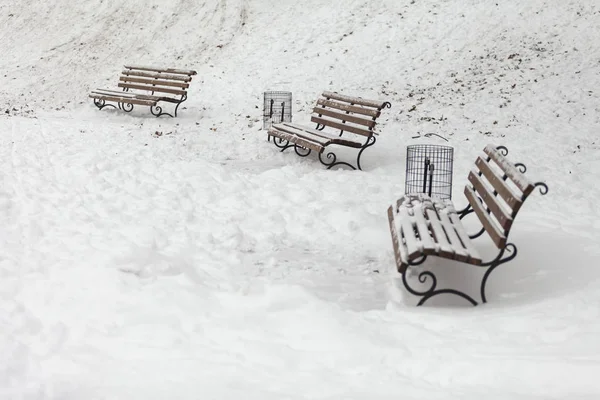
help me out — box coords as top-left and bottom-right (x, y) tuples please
(1, 0), (600, 398)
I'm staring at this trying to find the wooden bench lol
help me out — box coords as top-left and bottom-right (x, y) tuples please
(267, 91), (391, 170)
(89, 65), (197, 117)
(387, 144), (549, 306)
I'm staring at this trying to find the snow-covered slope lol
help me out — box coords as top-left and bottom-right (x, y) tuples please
(1, 0), (600, 398)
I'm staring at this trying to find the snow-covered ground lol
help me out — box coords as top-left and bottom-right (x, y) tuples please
(1, 0), (600, 398)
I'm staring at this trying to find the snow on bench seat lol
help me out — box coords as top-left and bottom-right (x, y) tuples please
(387, 194), (483, 274)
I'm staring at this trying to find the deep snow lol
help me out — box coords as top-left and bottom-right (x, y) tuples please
(1, 0), (600, 398)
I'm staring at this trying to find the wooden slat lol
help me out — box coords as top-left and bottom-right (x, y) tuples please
(398, 206), (423, 261)
(464, 186), (506, 248)
(92, 89), (137, 97)
(119, 76), (190, 88)
(322, 91), (387, 109)
(267, 129), (324, 153)
(270, 125), (331, 147)
(91, 89), (162, 101)
(121, 70), (192, 82)
(124, 65), (197, 76)
(310, 116), (373, 137)
(483, 145), (534, 196)
(425, 208), (455, 259)
(387, 206), (407, 273)
(312, 107), (376, 128)
(280, 123), (360, 143)
(446, 206), (482, 265)
(117, 83), (186, 96)
(468, 170), (513, 231)
(411, 203), (438, 256)
(277, 123), (363, 148)
(316, 99), (380, 117)
(89, 94), (156, 107)
(475, 156), (523, 213)
(437, 208), (470, 262)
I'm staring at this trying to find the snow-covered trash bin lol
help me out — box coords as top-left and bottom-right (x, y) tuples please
(405, 144), (454, 200)
(263, 91), (292, 130)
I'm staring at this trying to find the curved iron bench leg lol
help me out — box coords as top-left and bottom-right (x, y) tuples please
(479, 243), (518, 304)
(402, 256), (479, 306)
(150, 103), (174, 118)
(173, 94), (188, 117)
(401, 243), (519, 306)
(93, 98), (117, 111)
(317, 135), (377, 171)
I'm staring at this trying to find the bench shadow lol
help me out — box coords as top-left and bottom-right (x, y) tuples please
(398, 230), (600, 308)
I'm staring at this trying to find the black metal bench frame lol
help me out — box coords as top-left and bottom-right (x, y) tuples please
(267, 91), (391, 171)
(89, 65), (197, 118)
(387, 145), (549, 306)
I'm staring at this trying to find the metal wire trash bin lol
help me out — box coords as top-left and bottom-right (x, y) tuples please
(263, 91), (292, 130)
(405, 144), (454, 200)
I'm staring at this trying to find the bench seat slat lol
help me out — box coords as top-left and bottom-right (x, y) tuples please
(425, 208), (455, 259)
(89, 93), (157, 106)
(277, 123), (363, 148)
(270, 124), (331, 147)
(124, 65), (197, 76)
(436, 206), (470, 262)
(387, 206), (408, 273)
(411, 202), (438, 256)
(445, 202), (482, 265)
(398, 206), (424, 261)
(310, 116), (373, 137)
(91, 89), (163, 101)
(267, 129), (324, 153)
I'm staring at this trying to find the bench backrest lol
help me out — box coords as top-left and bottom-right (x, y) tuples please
(465, 144), (536, 249)
(118, 65), (197, 98)
(311, 91), (391, 138)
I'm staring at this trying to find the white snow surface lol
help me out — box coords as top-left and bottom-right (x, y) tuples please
(2, 0), (600, 398)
